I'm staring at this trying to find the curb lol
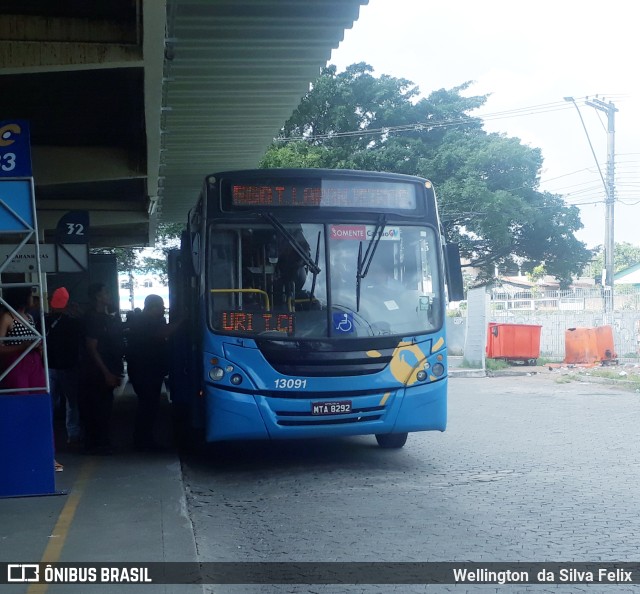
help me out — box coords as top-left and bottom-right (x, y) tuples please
(449, 369), (486, 378)
(486, 369), (543, 377)
(449, 367), (640, 391)
(449, 368), (546, 378)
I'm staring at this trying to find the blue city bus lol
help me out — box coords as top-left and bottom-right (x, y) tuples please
(168, 169), (463, 448)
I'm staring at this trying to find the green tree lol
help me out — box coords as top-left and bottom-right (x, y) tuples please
(90, 246), (139, 308)
(91, 222), (184, 284)
(526, 264), (546, 297)
(591, 242), (640, 281)
(136, 222), (184, 284)
(90, 247), (138, 276)
(261, 63), (592, 286)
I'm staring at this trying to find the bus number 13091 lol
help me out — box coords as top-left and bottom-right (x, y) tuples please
(274, 378), (308, 389)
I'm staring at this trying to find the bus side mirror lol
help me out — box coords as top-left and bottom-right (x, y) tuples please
(444, 243), (464, 302)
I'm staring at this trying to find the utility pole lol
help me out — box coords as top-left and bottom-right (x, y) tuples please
(586, 98), (617, 312)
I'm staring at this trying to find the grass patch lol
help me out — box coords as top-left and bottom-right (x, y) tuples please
(485, 358), (510, 371)
(554, 375), (575, 384)
(583, 369), (640, 388)
(536, 356), (562, 366)
(458, 359), (481, 369)
(586, 369), (623, 380)
(552, 368), (640, 391)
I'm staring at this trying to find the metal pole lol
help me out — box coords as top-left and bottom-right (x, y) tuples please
(565, 96), (618, 313)
(585, 98), (617, 313)
(605, 103), (616, 313)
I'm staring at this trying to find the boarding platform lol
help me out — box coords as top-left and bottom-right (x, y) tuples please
(0, 383), (202, 594)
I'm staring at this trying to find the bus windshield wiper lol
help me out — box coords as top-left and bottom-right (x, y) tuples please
(308, 231), (322, 301)
(261, 212), (321, 276)
(356, 214), (387, 311)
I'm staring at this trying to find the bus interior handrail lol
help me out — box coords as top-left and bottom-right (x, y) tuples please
(210, 288), (271, 311)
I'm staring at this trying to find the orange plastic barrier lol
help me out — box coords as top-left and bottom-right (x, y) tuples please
(594, 325), (617, 363)
(486, 323), (542, 363)
(564, 326), (617, 365)
(564, 328), (598, 364)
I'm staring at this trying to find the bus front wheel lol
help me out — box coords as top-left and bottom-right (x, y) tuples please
(375, 432), (408, 449)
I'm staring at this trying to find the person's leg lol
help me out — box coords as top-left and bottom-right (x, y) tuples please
(131, 373), (164, 449)
(79, 373), (101, 453)
(17, 354), (60, 470)
(60, 368), (82, 443)
(48, 368), (61, 411)
(93, 381), (114, 452)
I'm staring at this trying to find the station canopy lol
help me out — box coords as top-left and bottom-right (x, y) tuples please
(0, 0), (368, 247)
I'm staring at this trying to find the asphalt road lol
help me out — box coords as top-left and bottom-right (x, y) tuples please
(181, 374), (640, 593)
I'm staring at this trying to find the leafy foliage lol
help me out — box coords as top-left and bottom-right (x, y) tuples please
(91, 222), (183, 283)
(261, 63), (592, 287)
(591, 242), (640, 278)
(90, 246), (138, 273)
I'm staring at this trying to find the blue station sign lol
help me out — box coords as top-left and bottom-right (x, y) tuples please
(0, 120), (32, 177)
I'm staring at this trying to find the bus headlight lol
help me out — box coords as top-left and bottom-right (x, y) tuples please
(431, 362), (445, 377)
(209, 366), (224, 381)
(416, 370), (427, 382)
(230, 374), (243, 385)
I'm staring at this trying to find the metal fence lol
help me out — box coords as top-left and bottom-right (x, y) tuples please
(491, 285), (640, 313)
(448, 286), (640, 361)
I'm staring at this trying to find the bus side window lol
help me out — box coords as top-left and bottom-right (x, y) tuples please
(240, 236), (272, 308)
(209, 232), (237, 308)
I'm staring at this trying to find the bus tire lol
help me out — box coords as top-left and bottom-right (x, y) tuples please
(375, 432), (408, 449)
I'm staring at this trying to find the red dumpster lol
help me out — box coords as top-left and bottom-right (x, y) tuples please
(486, 323), (542, 365)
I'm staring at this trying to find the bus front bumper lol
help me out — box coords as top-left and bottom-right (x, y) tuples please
(203, 380), (447, 442)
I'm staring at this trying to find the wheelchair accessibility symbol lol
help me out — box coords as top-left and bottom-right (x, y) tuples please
(333, 312), (354, 333)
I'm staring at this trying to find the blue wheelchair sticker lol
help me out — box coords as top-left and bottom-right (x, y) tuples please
(333, 312), (354, 333)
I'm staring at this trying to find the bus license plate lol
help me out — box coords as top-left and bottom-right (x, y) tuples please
(311, 401), (352, 415)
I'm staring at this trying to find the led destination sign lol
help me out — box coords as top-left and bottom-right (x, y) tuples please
(219, 311), (295, 335)
(228, 180), (418, 210)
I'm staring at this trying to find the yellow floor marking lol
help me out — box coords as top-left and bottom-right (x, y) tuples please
(26, 459), (96, 594)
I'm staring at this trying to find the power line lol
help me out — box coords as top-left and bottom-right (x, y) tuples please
(563, 98), (609, 201)
(539, 167), (594, 183)
(275, 93), (634, 144)
(274, 98), (583, 143)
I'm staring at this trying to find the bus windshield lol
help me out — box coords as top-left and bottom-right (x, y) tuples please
(207, 222), (442, 339)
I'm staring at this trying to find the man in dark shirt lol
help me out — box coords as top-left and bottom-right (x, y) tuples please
(45, 286), (83, 445)
(81, 283), (124, 455)
(126, 294), (173, 451)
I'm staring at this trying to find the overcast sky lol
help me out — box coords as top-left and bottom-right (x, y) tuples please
(330, 0), (640, 249)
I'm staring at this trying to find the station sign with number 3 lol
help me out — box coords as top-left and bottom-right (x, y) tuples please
(0, 120), (32, 177)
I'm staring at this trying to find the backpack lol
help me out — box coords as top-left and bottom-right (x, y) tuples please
(45, 313), (82, 369)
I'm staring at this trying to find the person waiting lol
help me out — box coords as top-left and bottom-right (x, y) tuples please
(45, 287), (84, 447)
